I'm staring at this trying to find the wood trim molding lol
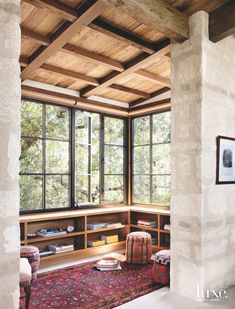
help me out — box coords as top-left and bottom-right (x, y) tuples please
(129, 87), (170, 107)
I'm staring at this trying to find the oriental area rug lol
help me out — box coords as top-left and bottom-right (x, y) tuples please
(20, 259), (161, 309)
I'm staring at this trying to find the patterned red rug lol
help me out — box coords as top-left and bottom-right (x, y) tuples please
(20, 259), (161, 309)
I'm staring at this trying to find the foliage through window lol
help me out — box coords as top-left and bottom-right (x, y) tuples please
(20, 100), (127, 212)
(132, 112), (171, 205)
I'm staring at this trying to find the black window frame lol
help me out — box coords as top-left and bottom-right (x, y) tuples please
(20, 98), (128, 214)
(131, 110), (171, 206)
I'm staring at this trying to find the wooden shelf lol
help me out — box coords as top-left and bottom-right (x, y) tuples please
(20, 207), (170, 268)
(86, 225), (127, 234)
(27, 231), (85, 243)
(130, 224), (157, 232)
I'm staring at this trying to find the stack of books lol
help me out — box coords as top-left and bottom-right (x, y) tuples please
(95, 259), (122, 271)
(137, 220), (157, 228)
(37, 228), (67, 237)
(48, 243), (74, 254)
(101, 234), (119, 244)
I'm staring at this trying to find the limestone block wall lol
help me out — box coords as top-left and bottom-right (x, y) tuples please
(171, 10), (235, 300)
(0, 1), (21, 308)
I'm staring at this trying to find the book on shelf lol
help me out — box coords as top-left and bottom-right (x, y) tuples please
(137, 220), (157, 228)
(87, 222), (108, 230)
(48, 244), (74, 254)
(151, 237), (158, 245)
(87, 240), (105, 247)
(39, 249), (53, 257)
(101, 234), (119, 244)
(37, 230), (67, 237)
(163, 224), (171, 231)
(106, 222), (122, 228)
(95, 259), (122, 271)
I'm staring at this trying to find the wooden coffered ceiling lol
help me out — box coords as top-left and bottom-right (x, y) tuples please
(20, 0), (234, 113)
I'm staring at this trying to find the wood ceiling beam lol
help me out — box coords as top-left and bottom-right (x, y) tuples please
(22, 0), (165, 55)
(130, 98), (171, 111)
(21, 0), (107, 80)
(135, 69), (171, 87)
(109, 84), (150, 98)
(80, 39), (171, 97)
(62, 43), (124, 72)
(20, 56), (29, 67)
(209, 1), (235, 42)
(129, 86), (170, 107)
(21, 26), (124, 72)
(102, 0), (189, 42)
(40, 64), (100, 86)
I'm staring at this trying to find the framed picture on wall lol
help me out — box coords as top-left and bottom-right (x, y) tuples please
(216, 136), (235, 184)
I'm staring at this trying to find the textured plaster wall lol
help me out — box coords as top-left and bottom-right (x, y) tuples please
(171, 11), (235, 300)
(0, 0), (21, 308)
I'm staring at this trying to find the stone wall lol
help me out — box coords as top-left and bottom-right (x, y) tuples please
(171, 11), (235, 300)
(0, 1), (21, 308)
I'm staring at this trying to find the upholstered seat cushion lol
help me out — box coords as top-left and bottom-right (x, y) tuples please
(20, 258), (32, 283)
(126, 231), (152, 264)
(153, 249), (170, 266)
(20, 245), (40, 280)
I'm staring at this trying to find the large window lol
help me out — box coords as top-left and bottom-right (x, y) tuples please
(20, 100), (127, 212)
(20, 101), (70, 211)
(132, 111), (171, 205)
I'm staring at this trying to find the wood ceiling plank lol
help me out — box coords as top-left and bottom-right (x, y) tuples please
(23, 0), (78, 22)
(89, 18), (156, 54)
(135, 69), (171, 87)
(102, 0), (189, 42)
(21, 0), (107, 80)
(21, 27), (50, 46)
(62, 43), (124, 72)
(109, 84), (150, 98)
(40, 64), (100, 86)
(80, 39), (171, 97)
(209, 1), (235, 42)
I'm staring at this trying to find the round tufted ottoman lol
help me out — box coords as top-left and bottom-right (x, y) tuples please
(126, 231), (152, 264)
(151, 249), (171, 285)
(20, 245), (40, 280)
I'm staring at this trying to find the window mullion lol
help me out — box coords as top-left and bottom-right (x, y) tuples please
(150, 115), (153, 204)
(42, 104), (46, 210)
(100, 115), (105, 203)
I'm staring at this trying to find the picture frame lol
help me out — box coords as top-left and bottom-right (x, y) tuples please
(216, 135), (235, 184)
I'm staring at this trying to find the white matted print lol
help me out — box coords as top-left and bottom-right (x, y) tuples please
(216, 136), (235, 184)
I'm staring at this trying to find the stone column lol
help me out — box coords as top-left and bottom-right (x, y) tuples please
(171, 11), (235, 301)
(0, 1), (21, 308)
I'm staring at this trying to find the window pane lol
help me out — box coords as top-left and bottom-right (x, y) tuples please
(46, 141), (69, 173)
(152, 112), (171, 144)
(133, 116), (150, 145)
(133, 146), (150, 174)
(46, 105), (70, 140)
(45, 176), (69, 208)
(104, 145), (123, 174)
(133, 175), (150, 203)
(104, 117), (124, 145)
(152, 144), (170, 174)
(91, 113), (100, 142)
(76, 144), (89, 175)
(76, 112), (90, 144)
(91, 172), (99, 203)
(20, 138), (42, 173)
(20, 176), (43, 211)
(152, 175), (170, 205)
(21, 101), (42, 137)
(104, 175), (123, 202)
(76, 176), (89, 203)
